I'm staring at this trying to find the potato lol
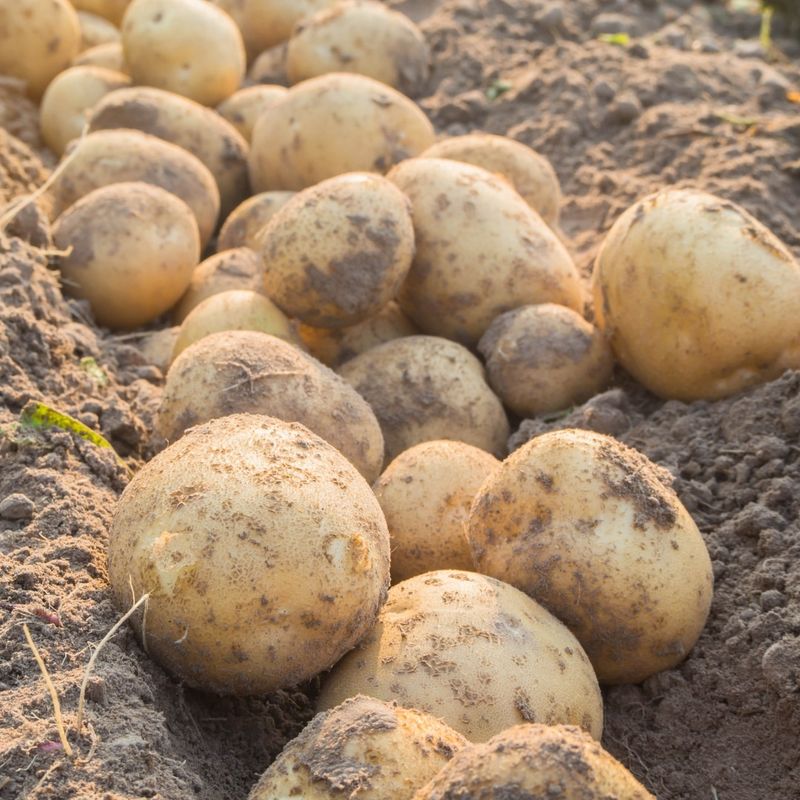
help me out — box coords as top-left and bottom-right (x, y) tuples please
(216, 85), (287, 143)
(413, 724), (654, 800)
(260, 173), (414, 327)
(467, 429), (714, 685)
(77, 10), (119, 50)
(0, 0), (81, 99)
(249, 73), (435, 192)
(374, 441), (499, 583)
(388, 158), (582, 346)
(593, 188), (800, 401)
(47, 128), (220, 246)
(108, 413), (390, 694)
(477, 304), (614, 417)
(160, 330), (385, 481)
(287, 1), (430, 97)
(53, 182), (200, 329)
(137, 326), (179, 373)
(249, 696), (467, 800)
(420, 134), (562, 227)
(71, 0), (130, 25)
(72, 41), (127, 72)
(239, 0), (340, 56)
(121, 0), (245, 106)
(217, 191), (295, 252)
(39, 66), (130, 155)
(247, 44), (288, 86)
(318, 570), (603, 742)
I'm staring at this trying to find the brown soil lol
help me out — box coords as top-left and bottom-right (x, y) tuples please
(2, 1), (800, 799)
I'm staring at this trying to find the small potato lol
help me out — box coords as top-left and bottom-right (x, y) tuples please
(53, 182), (200, 329)
(172, 248), (264, 323)
(249, 696), (468, 800)
(137, 326), (179, 373)
(160, 330), (385, 481)
(71, 0), (131, 25)
(413, 725), (654, 800)
(260, 173), (414, 327)
(121, 0), (245, 106)
(217, 191), (295, 252)
(47, 128), (220, 246)
(338, 336), (509, 462)
(374, 440), (499, 583)
(467, 429), (714, 685)
(72, 41), (127, 72)
(249, 73), (435, 192)
(216, 85), (288, 143)
(247, 44), (288, 86)
(287, 1), (430, 97)
(239, 0), (340, 56)
(478, 304), (614, 417)
(0, 0), (81, 99)
(39, 66), (130, 155)
(77, 10), (120, 50)
(318, 570), (603, 742)
(108, 413), (390, 694)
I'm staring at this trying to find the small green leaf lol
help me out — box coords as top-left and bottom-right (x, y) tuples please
(598, 32), (631, 46)
(80, 356), (108, 386)
(486, 79), (513, 101)
(713, 111), (759, 129)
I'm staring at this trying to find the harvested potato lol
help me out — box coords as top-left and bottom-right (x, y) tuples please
(339, 336), (509, 462)
(137, 326), (179, 373)
(216, 85), (287, 143)
(0, 0), (81, 99)
(47, 128), (220, 246)
(420, 134), (562, 227)
(108, 413), (390, 694)
(250, 696), (467, 800)
(121, 0), (245, 106)
(72, 41), (127, 72)
(477, 304), (614, 417)
(374, 441), (499, 583)
(249, 73), (435, 191)
(260, 173), (414, 327)
(71, 0), (130, 25)
(239, 0), (340, 57)
(389, 158), (582, 345)
(414, 724), (654, 800)
(287, 1), (430, 97)
(77, 10), (119, 50)
(593, 188), (800, 401)
(160, 330), (385, 481)
(468, 429), (714, 685)
(318, 570), (603, 742)
(217, 191), (295, 252)
(53, 182), (199, 329)
(39, 66), (130, 155)
(247, 44), (288, 86)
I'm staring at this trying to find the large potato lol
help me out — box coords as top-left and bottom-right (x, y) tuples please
(338, 336), (509, 462)
(108, 413), (390, 694)
(159, 330), (385, 482)
(318, 570), (603, 742)
(593, 188), (800, 401)
(467, 429), (714, 685)
(72, 41), (127, 72)
(216, 85), (288, 143)
(71, 0), (131, 25)
(287, 1), (430, 97)
(0, 0), (81, 99)
(217, 191), (295, 252)
(249, 73), (435, 192)
(250, 696), (467, 800)
(121, 0), (245, 106)
(53, 182), (199, 329)
(260, 173), (414, 327)
(77, 10), (120, 50)
(389, 158), (582, 345)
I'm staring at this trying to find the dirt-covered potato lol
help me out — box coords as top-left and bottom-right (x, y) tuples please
(318, 570), (603, 742)
(53, 182), (199, 329)
(217, 191), (295, 252)
(478, 304), (614, 417)
(339, 336), (509, 462)
(249, 73), (435, 192)
(287, 1), (430, 97)
(72, 0), (130, 25)
(108, 413), (390, 695)
(249, 696), (468, 800)
(121, 0), (245, 106)
(389, 158), (582, 345)
(0, 0), (81, 99)
(216, 85), (288, 143)
(420, 134), (562, 227)
(137, 326), (179, 373)
(160, 331), (385, 481)
(77, 10), (119, 50)
(47, 128), (220, 246)
(72, 41), (127, 72)
(39, 66), (130, 155)
(413, 724), (654, 800)
(238, 0), (340, 57)
(593, 188), (800, 401)
(374, 441), (499, 583)
(468, 429), (714, 685)
(260, 173), (414, 327)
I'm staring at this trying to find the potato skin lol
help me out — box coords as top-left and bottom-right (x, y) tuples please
(77, 11), (120, 50)
(239, 0), (340, 55)
(72, 0), (131, 25)
(72, 41), (127, 72)
(593, 188), (800, 401)
(217, 191), (295, 252)
(338, 336), (510, 463)
(249, 73), (435, 192)
(216, 85), (288, 143)
(318, 570), (603, 742)
(137, 326), (179, 373)
(467, 429), (714, 685)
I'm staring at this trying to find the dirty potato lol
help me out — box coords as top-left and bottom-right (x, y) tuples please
(217, 191), (295, 252)
(137, 326), (179, 373)
(216, 85), (288, 143)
